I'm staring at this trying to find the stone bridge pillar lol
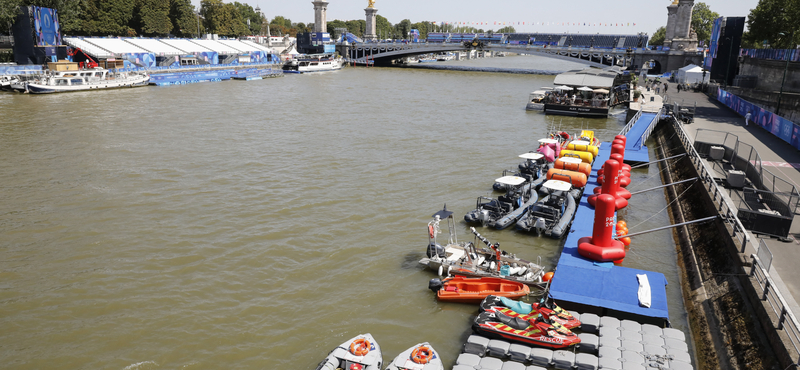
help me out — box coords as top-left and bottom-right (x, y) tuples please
(365, 7), (378, 41)
(312, 0), (328, 33)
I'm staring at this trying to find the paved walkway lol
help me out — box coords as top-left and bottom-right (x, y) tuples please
(665, 82), (800, 315)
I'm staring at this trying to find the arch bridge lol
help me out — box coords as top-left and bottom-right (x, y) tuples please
(340, 42), (703, 73)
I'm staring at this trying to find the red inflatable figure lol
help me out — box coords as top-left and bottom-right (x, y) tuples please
(578, 194), (627, 262)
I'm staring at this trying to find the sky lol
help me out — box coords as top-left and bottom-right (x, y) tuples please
(193, 0), (758, 35)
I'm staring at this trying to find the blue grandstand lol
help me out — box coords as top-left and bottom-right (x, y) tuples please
(507, 33), (649, 49)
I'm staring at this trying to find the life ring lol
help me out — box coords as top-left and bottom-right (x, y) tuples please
(411, 346), (433, 364)
(350, 338), (371, 356)
(428, 225), (435, 238)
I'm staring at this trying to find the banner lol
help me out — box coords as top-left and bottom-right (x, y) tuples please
(718, 89), (800, 148)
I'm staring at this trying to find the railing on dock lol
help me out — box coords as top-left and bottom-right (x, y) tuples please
(693, 129), (800, 215)
(618, 108), (642, 137)
(669, 116), (751, 253)
(751, 251), (800, 366)
(637, 107), (663, 150)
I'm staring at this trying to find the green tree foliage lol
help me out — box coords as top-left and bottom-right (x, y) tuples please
(270, 15), (291, 35)
(649, 26), (666, 46)
(744, 0), (799, 49)
(345, 19), (364, 37)
(82, 0), (136, 36)
(133, 0), (171, 36)
(326, 19), (346, 36)
(201, 0), (246, 36)
(233, 2), (260, 35)
(410, 21), (429, 39)
(691, 2), (719, 46)
(394, 18), (411, 38)
(0, 0), (84, 35)
(169, 0), (197, 37)
(375, 14), (392, 39)
(496, 26), (516, 33)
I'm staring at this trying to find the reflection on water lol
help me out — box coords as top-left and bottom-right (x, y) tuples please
(0, 55), (687, 369)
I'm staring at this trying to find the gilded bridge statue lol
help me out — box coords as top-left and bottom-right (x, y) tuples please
(368, 0), (375, 8)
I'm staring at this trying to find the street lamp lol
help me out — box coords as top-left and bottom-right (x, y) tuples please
(777, 31), (795, 116)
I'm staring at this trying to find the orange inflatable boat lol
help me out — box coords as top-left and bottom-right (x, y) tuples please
(429, 276), (530, 303)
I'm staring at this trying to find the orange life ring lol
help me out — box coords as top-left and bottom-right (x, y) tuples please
(350, 338), (370, 356)
(411, 346), (433, 364)
(428, 225), (435, 238)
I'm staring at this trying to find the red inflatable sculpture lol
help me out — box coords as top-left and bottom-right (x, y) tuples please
(578, 194), (627, 262)
(589, 159), (629, 209)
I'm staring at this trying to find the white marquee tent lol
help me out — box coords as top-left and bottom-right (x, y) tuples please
(676, 64), (709, 84)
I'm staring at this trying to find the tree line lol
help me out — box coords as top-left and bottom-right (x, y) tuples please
(0, 0), (263, 37)
(648, 0), (798, 50)
(1, 0), (518, 41)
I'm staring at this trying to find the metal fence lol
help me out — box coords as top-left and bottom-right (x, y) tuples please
(693, 129), (799, 214)
(638, 107), (663, 150)
(751, 253), (800, 365)
(670, 118), (750, 253)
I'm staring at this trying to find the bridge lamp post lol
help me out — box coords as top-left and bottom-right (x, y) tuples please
(777, 31), (795, 116)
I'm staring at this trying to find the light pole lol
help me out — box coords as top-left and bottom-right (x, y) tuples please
(777, 31), (795, 116)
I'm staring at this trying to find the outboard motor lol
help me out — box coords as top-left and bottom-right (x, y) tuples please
(533, 217), (547, 236)
(426, 242), (445, 259)
(428, 278), (443, 292)
(478, 209), (491, 227)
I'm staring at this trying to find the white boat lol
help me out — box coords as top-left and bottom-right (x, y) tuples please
(0, 75), (20, 91)
(385, 342), (443, 370)
(314, 333), (382, 370)
(24, 68), (149, 94)
(435, 52), (454, 61)
(419, 206), (546, 287)
(282, 54), (344, 73)
(526, 88), (553, 111)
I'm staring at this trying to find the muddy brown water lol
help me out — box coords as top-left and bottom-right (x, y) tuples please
(0, 55), (690, 369)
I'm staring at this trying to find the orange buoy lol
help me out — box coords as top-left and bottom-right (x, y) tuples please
(543, 271), (554, 282)
(616, 221), (627, 229)
(546, 168), (588, 188)
(620, 237), (631, 246)
(617, 228), (628, 236)
(554, 158), (592, 177)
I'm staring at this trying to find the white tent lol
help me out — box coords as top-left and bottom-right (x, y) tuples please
(676, 64), (709, 84)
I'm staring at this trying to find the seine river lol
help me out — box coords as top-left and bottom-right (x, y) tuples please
(0, 55), (689, 369)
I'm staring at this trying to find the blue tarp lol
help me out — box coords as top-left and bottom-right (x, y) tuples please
(550, 142), (670, 320)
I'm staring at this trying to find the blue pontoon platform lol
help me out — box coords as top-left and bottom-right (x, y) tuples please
(550, 142), (670, 325)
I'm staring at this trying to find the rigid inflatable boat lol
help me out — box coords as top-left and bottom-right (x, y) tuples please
(385, 342), (443, 370)
(515, 180), (577, 239)
(314, 333), (382, 370)
(429, 276), (530, 303)
(419, 209), (546, 286)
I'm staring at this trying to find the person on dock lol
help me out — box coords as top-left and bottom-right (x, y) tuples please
(664, 83), (668, 94)
(745, 111), (751, 126)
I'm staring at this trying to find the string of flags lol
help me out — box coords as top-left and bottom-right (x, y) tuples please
(428, 21), (638, 27)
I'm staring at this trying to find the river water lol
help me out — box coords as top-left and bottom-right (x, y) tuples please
(0, 55), (689, 369)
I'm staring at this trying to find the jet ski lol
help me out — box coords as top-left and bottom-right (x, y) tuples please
(479, 295), (581, 329)
(472, 310), (581, 349)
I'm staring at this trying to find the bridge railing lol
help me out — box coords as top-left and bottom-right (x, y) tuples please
(618, 108), (642, 136)
(750, 251), (800, 366)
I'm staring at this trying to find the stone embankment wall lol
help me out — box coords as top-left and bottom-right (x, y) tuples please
(653, 119), (782, 369)
(731, 56), (800, 123)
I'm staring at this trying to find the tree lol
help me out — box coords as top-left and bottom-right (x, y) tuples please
(691, 2), (720, 46)
(395, 18), (411, 39)
(233, 1), (260, 35)
(649, 26), (666, 46)
(169, 0), (196, 37)
(133, 0), (171, 36)
(496, 26), (516, 33)
(375, 14), (392, 39)
(345, 19), (364, 37)
(326, 19), (346, 35)
(0, 0), (85, 35)
(745, 0), (799, 49)
(82, 0), (136, 36)
(270, 15), (291, 35)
